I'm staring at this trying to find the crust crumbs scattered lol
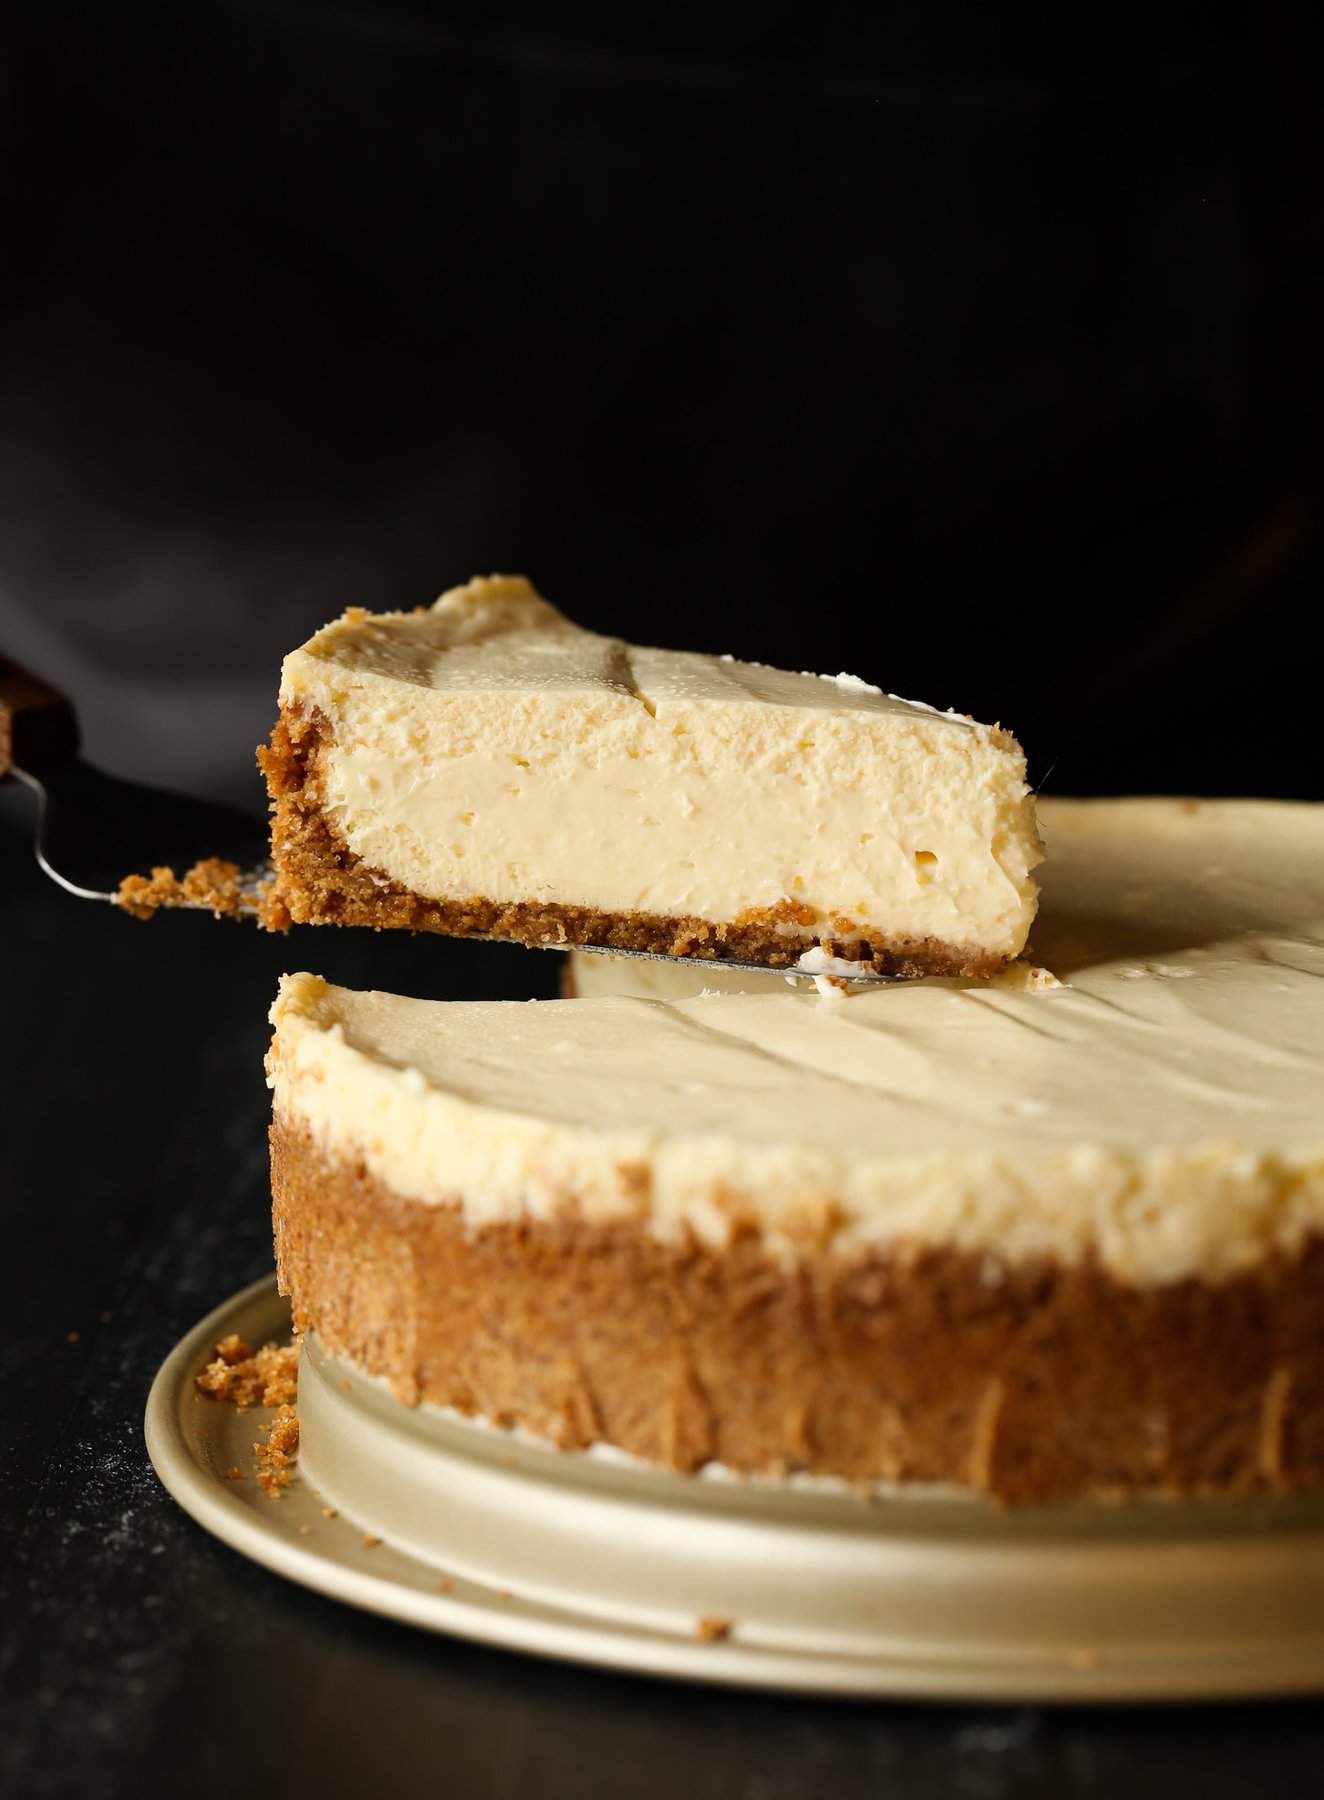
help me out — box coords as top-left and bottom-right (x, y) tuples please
(695, 1615), (732, 1644)
(196, 1339), (300, 1410)
(257, 1404), (300, 1470)
(116, 856), (277, 921)
(196, 1336), (302, 1499)
(253, 1408), (300, 1502)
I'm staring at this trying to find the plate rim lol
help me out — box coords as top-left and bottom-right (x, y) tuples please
(145, 1274), (1324, 1703)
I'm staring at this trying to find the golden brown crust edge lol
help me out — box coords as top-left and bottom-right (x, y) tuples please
(256, 702), (1009, 977)
(270, 1115), (1324, 1504)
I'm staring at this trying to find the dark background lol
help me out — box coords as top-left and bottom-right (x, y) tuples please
(2, 0), (1322, 808)
(5, 6), (1324, 1796)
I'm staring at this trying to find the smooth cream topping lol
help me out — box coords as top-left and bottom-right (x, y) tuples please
(268, 798), (1324, 1285)
(278, 575), (1041, 957)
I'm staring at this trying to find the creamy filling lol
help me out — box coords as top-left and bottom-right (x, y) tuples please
(279, 576), (1041, 956)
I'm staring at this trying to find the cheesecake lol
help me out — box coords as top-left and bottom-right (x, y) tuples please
(258, 575), (1042, 977)
(267, 797), (1324, 1503)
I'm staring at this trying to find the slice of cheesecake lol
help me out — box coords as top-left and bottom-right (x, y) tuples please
(266, 799), (1324, 1502)
(258, 575), (1041, 976)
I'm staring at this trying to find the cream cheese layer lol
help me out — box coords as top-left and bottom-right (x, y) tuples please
(278, 575), (1041, 958)
(268, 798), (1324, 1287)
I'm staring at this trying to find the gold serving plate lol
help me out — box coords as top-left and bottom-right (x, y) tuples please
(148, 1275), (1324, 1701)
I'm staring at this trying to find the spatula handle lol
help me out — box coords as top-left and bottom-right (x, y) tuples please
(0, 653), (80, 777)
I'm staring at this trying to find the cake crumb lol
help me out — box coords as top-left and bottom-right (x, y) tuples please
(117, 858), (267, 921)
(256, 1405), (300, 1469)
(437, 1577), (454, 1595)
(796, 946), (866, 985)
(362, 1534), (382, 1549)
(196, 1336), (302, 1493)
(196, 1338), (299, 1409)
(990, 959), (1063, 994)
(322, 1506), (338, 1519)
(695, 1615), (732, 1643)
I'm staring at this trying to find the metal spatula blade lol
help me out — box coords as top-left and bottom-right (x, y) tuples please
(8, 762), (271, 906)
(549, 942), (902, 983)
(2, 652), (269, 911)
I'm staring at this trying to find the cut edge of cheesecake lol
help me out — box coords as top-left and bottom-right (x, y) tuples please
(256, 576), (1042, 976)
(258, 701), (1018, 976)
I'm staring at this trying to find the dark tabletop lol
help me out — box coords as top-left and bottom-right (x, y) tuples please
(2, 788), (1322, 1800)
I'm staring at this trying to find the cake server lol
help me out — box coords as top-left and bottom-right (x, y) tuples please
(0, 652), (271, 911)
(0, 651), (898, 976)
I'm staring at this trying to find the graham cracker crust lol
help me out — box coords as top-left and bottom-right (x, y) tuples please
(257, 702), (1006, 977)
(117, 858), (261, 921)
(270, 1115), (1324, 1504)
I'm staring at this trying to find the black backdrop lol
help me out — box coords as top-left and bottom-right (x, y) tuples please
(4, 17), (1324, 1790)
(2, 1), (1322, 807)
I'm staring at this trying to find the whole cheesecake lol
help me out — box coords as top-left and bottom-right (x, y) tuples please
(267, 797), (1324, 1504)
(258, 575), (1041, 977)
